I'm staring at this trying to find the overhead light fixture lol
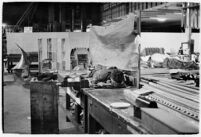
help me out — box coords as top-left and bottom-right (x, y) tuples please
(2, 23), (7, 27)
(174, 12), (182, 15)
(150, 17), (167, 22)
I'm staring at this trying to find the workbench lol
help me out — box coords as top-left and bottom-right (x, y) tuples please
(61, 85), (147, 134)
(81, 87), (198, 134)
(58, 71), (198, 134)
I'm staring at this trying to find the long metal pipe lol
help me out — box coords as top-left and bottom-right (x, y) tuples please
(187, 2), (192, 60)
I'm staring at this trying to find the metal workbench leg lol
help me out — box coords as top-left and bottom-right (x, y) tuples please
(83, 94), (88, 133)
(88, 114), (97, 134)
(75, 104), (82, 124)
(66, 93), (70, 110)
(66, 93), (71, 122)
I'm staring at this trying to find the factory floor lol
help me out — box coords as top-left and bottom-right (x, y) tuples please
(3, 73), (82, 134)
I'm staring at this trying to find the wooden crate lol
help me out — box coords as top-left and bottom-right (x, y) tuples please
(30, 82), (59, 134)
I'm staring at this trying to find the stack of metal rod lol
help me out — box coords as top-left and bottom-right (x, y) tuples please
(140, 76), (199, 121)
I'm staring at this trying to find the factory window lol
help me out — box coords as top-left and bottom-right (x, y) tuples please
(112, 8), (115, 18)
(66, 9), (72, 22)
(119, 5), (122, 16)
(54, 4), (59, 22)
(102, 12), (105, 21)
(122, 5), (126, 15)
(47, 38), (52, 60)
(121, 4), (125, 16)
(137, 3), (139, 10)
(114, 6), (117, 17)
(139, 3), (141, 10)
(38, 39), (42, 60)
(101, 2), (172, 21)
(38, 39), (42, 72)
(146, 3), (148, 9)
(108, 10), (112, 20)
(140, 3), (143, 10)
(103, 3), (110, 10)
(138, 3), (140, 10)
(129, 3), (132, 12)
(61, 38), (66, 70)
(105, 11), (108, 20)
(128, 3), (131, 12)
(105, 10), (108, 20)
(132, 3), (134, 12)
(75, 5), (81, 19)
(77, 54), (88, 68)
(104, 10), (107, 20)
(135, 3), (138, 10)
(61, 39), (65, 59)
(147, 3), (151, 9)
(111, 3), (116, 7)
(119, 5), (123, 16)
(112, 7), (116, 18)
(143, 3), (146, 10)
(142, 3), (144, 10)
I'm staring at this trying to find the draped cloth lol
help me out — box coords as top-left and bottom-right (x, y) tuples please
(89, 13), (139, 70)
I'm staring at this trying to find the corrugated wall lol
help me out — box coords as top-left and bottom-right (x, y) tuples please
(101, 2), (164, 22)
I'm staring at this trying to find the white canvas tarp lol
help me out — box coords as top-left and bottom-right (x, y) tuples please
(89, 13), (139, 70)
(12, 44), (30, 70)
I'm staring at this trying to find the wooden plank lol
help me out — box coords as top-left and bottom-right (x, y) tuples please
(88, 98), (113, 133)
(66, 87), (81, 105)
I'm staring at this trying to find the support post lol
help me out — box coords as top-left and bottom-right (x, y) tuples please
(137, 10), (141, 89)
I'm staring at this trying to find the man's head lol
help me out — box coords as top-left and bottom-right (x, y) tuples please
(110, 69), (124, 86)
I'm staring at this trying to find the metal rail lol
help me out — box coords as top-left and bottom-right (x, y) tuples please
(147, 93), (199, 121)
(141, 79), (199, 103)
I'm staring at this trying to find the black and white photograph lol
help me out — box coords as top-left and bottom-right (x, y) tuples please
(1, 0), (200, 134)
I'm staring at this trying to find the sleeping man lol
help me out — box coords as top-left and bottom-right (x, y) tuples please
(88, 65), (133, 88)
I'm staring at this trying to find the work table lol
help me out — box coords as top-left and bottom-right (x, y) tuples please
(81, 87), (198, 134)
(57, 70), (198, 134)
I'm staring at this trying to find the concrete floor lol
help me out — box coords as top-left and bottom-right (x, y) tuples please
(3, 73), (81, 134)
(3, 74), (31, 133)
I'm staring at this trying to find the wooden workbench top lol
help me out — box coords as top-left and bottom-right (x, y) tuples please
(82, 88), (149, 134)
